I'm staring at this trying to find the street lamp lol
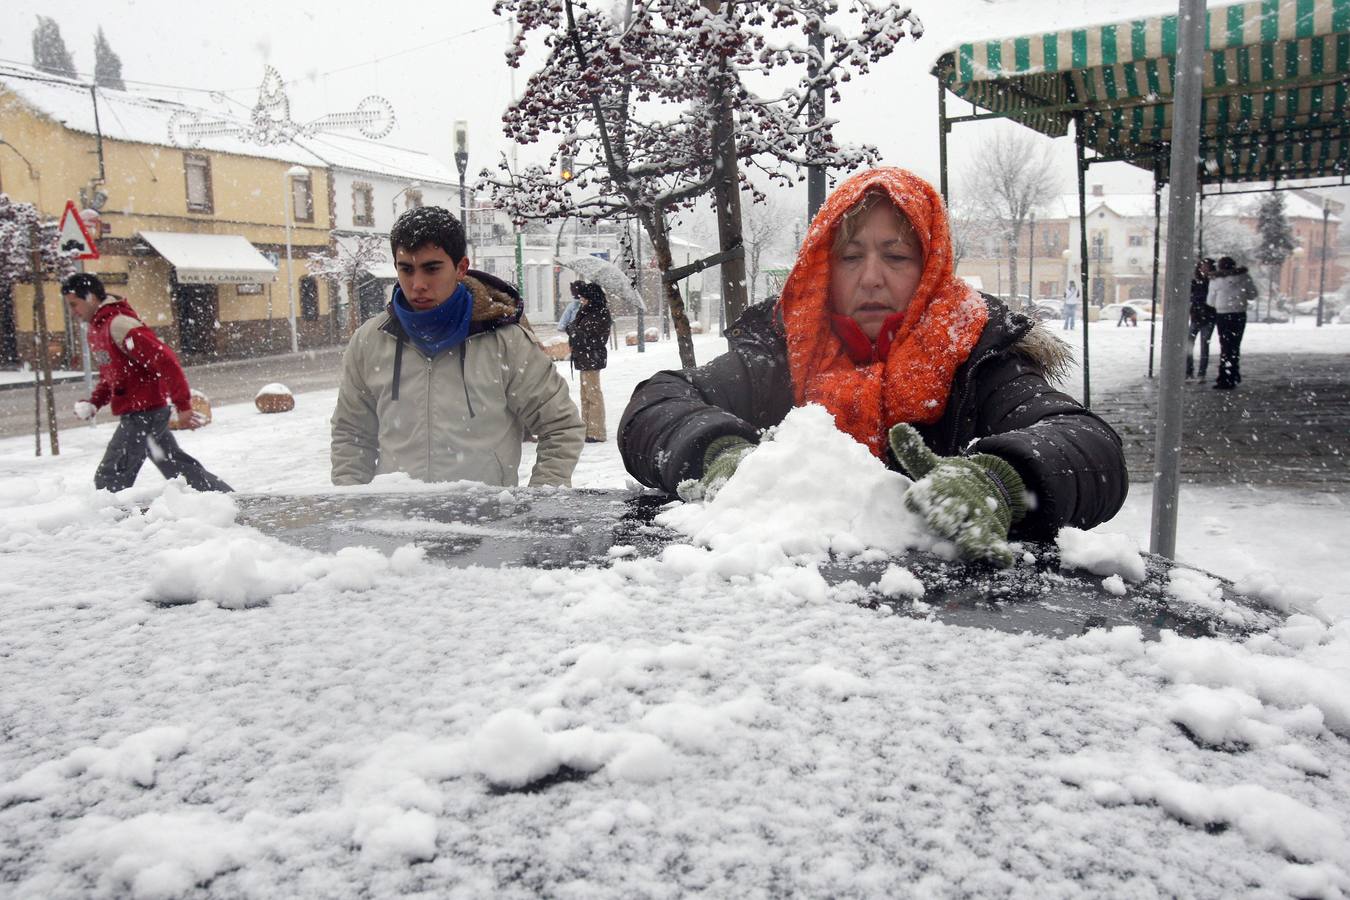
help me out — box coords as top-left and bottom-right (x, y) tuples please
(453, 120), (469, 246)
(1316, 197), (1338, 327)
(1288, 246), (1305, 323)
(391, 181), (422, 219)
(1027, 209), (1036, 310)
(282, 164), (309, 354)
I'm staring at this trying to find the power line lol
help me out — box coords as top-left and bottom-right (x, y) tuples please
(0, 20), (503, 101)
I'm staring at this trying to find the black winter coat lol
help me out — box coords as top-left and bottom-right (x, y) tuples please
(619, 296), (1129, 540)
(566, 302), (612, 371)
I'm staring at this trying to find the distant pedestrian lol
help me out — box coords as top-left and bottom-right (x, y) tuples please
(61, 273), (233, 494)
(1062, 281), (1079, 330)
(1117, 304), (1138, 327)
(1208, 256), (1257, 390)
(565, 280), (613, 443)
(1186, 257), (1216, 379)
(556, 297), (581, 332)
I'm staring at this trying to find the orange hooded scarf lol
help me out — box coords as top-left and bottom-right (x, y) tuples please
(780, 167), (989, 457)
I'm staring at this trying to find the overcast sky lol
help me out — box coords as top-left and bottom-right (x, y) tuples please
(7, 0), (1299, 217)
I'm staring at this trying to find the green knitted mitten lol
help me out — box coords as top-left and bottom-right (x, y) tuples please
(888, 423), (1028, 567)
(676, 435), (756, 502)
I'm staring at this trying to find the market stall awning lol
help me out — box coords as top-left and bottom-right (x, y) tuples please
(138, 231), (278, 284)
(933, 0), (1350, 185)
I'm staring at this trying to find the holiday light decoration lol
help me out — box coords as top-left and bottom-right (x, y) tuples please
(168, 66), (395, 148)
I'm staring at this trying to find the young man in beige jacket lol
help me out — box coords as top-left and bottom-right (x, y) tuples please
(331, 207), (583, 487)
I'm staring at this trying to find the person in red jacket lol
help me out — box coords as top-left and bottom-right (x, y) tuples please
(61, 274), (232, 493)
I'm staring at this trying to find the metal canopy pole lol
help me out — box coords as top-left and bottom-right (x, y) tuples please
(1147, 171), (1163, 378)
(937, 71), (951, 204)
(1149, 0), (1206, 559)
(1074, 112), (1091, 407)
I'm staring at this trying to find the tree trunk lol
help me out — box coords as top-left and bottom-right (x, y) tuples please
(347, 277), (359, 337)
(29, 233), (59, 456)
(1006, 232), (1020, 306)
(641, 208), (696, 368)
(703, 2), (749, 328)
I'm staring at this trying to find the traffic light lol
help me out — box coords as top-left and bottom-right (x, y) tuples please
(559, 152), (574, 182)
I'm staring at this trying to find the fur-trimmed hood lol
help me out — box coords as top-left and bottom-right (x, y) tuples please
(973, 296), (1075, 385)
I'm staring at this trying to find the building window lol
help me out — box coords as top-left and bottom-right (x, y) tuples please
(352, 183), (374, 227)
(300, 276), (319, 320)
(292, 175), (314, 223)
(404, 189), (422, 212)
(184, 154), (213, 214)
(1127, 233), (1147, 247)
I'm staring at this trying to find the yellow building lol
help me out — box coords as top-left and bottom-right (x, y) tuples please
(0, 66), (336, 368)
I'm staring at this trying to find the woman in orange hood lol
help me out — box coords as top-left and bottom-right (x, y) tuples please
(619, 168), (1127, 563)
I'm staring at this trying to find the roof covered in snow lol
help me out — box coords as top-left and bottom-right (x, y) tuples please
(297, 132), (458, 186)
(0, 65), (324, 167)
(2, 64), (468, 183)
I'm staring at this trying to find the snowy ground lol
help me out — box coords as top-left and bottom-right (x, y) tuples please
(1, 318), (1348, 897)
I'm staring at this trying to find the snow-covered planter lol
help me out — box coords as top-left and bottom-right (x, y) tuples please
(168, 389), (212, 430)
(540, 335), (571, 362)
(254, 383), (294, 414)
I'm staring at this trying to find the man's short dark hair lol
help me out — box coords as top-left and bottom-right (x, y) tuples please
(390, 206), (466, 263)
(61, 273), (107, 300)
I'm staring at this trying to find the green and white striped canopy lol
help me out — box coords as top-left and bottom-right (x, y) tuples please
(934, 0), (1350, 184)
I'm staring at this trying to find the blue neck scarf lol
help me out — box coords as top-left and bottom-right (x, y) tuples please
(391, 283), (473, 356)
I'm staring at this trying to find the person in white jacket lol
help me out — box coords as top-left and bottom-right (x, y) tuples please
(1206, 256), (1257, 390)
(331, 207), (584, 486)
(1062, 281), (1079, 330)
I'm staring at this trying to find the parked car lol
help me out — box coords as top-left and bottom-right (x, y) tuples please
(1029, 299), (1062, 321)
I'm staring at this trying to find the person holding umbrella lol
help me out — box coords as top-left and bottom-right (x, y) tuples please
(565, 280), (613, 442)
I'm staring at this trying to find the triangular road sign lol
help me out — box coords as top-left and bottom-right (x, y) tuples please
(58, 200), (99, 260)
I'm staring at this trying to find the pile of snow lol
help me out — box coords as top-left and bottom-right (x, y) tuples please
(658, 405), (929, 563)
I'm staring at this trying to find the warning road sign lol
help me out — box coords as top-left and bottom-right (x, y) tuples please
(58, 201), (99, 260)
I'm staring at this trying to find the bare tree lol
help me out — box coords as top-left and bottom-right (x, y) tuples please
(962, 130), (1059, 306)
(308, 235), (386, 338)
(743, 196), (789, 305)
(947, 193), (1000, 273)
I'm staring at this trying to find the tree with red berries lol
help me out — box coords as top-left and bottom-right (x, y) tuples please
(488, 0), (921, 367)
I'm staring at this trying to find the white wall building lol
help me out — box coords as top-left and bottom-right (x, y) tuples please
(302, 133), (459, 327)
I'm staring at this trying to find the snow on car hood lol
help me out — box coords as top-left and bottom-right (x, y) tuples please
(1, 449), (1348, 897)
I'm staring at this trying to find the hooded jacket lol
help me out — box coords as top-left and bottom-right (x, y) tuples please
(618, 168), (1128, 539)
(87, 296), (193, 417)
(565, 285), (613, 372)
(331, 270), (584, 487)
(1208, 266), (1258, 315)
